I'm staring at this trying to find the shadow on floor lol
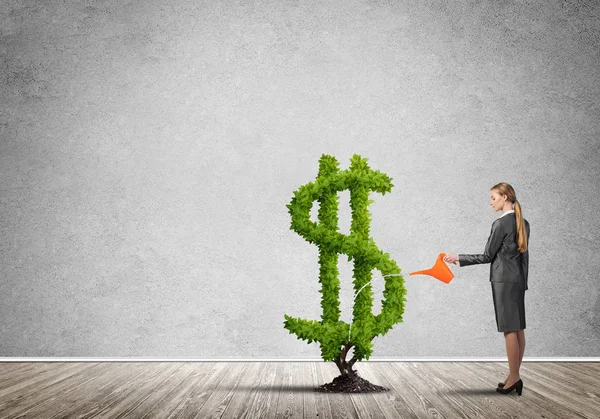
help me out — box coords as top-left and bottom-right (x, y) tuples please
(227, 384), (320, 393)
(445, 388), (507, 395)
(226, 385), (505, 395)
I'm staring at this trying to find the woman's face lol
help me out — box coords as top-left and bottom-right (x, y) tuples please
(490, 190), (507, 212)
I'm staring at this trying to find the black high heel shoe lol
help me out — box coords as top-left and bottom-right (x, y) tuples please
(496, 379), (523, 395)
(497, 382), (505, 388)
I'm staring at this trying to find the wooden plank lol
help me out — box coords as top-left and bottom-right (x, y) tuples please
(42, 362), (153, 419)
(220, 362), (268, 419)
(1, 361), (600, 419)
(431, 361), (531, 419)
(80, 362), (207, 418)
(40, 362), (136, 419)
(301, 362), (319, 419)
(348, 363), (387, 419)
(237, 361), (280, 419)
(354, 362), (418, 419)
(404, 362), (496, 419)
(0, 362), (103, 417)
(151, 362), (231, 419)
(481, 361), (600, 418)
(542, 362), (600, 391)
(511, 363), (600, 418)
(79, 362), (201, 418)
(388, 362), (470, 419)
(274, 361), (303, 418)
(0, 362), (95, 401)
(192, 362), (251, 419)
(376, 362), (446, 419)
(527, 363), (600, 399)
(366, 363), (422, 418)
(90, 362), (186, 418)
(557, 362), (600, 380)
(0, 363), (48, 393)
(461, 362), (589, 419)
(0, 363), (39, 380)
(317, 362), (359, 419)
(117, 362), (212, 419)
(165, 362), (232, 419)
(309, 362), (333, 419)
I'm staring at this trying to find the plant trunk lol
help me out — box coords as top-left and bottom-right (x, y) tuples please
(334, 344), (358, 376)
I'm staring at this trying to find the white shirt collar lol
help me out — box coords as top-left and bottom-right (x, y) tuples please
(500, 209), (515, 218)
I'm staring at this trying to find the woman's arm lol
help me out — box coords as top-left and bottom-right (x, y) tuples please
(458, 219), (505, 267)
(521, 222), (530, 289)
(521, 249), (529, 290)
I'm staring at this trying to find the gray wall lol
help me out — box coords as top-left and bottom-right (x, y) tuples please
(1, 0), (599, 358)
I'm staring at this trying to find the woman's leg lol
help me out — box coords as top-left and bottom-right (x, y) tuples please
(503, 331), (520, 386)
(516, 329), (526, 370)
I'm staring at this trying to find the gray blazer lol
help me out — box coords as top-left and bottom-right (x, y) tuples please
(458, 213), (530, 290)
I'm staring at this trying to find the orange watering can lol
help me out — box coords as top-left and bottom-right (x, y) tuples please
(409, 253), (456, 284)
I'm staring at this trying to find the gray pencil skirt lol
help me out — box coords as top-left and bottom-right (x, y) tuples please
(491, 282), (526, 332)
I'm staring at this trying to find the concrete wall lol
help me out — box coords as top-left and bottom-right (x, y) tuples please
(1, 0), (599, 358)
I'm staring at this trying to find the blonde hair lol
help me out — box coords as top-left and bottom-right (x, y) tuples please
(491, 182), (528, 253)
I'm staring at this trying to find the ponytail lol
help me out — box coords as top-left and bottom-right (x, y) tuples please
(513, 201), (528, 253)
(491, 182), (527, 253)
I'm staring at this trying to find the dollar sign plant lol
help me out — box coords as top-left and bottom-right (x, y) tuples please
(284, 154), (407, 379)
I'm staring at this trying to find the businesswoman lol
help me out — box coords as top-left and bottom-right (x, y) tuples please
(443, 182), (530, 396)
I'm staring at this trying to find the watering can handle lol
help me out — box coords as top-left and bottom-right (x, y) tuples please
(440, 252), (458, 265)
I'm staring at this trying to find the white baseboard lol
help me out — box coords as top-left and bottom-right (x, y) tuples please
(1, 358), (599, 362)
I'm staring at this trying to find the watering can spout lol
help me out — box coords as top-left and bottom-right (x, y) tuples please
(410, 253), (455, 283)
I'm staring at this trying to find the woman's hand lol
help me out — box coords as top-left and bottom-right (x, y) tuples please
(444, 253), (459, 265)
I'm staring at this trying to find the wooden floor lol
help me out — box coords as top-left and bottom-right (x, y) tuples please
(1, 362), (599, 418)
